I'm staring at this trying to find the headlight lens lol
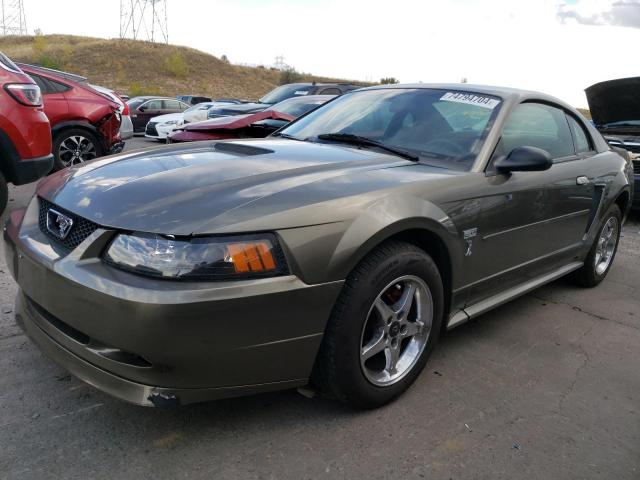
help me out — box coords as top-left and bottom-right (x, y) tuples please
(103, 233), (288, 280)
(163, 120), (178, 126)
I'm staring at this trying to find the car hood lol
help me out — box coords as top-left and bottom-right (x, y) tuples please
(149, 112), (183, 124)
(36, 139), (428, 235)
(183, 110), (294, 132)
(585, 77), (640, 130)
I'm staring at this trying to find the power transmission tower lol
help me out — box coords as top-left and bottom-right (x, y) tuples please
(0, 0), (28, 36)
(120, 0), (168, 44)
(274, 55), (286, 70)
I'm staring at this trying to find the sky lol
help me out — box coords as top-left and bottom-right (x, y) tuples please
(22, 0), (640, 107)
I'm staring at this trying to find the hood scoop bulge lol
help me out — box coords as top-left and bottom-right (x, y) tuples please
(212, 142), (273, 156)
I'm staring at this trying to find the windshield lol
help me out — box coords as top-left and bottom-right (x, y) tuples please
(127, 98), (144, 109)
(280, 88), (501, 169)
(271, 96), (332, 117)
(259, 84), (315, 104)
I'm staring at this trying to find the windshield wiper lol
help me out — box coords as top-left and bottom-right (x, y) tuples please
(316, 133), (419, 161)
(271, 132), (303, 141)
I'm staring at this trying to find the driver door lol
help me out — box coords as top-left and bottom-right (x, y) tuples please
(134, 99), (162, 131)
(459, 102), (593, 305)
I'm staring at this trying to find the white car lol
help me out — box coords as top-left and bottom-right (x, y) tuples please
(182, 101), (242, 124)
(144, 112), (184, 140)
(145, 101), (242, 140)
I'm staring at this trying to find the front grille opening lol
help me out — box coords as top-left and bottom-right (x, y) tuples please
(38, 198), (100, 251)
(26, 296), (152, 369)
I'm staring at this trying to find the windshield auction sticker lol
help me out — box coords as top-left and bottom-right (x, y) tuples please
(440, 92), (500, 109)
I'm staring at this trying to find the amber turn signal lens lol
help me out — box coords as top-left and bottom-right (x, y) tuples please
(227, 241), (277, 273)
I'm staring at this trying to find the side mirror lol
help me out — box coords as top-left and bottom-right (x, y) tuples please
(495, 146), (553, 173)
(138, 106), (145, 112)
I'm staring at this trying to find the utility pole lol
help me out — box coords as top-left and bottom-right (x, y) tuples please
(0, 0), (28, 36)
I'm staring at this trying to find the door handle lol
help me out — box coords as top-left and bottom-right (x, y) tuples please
(576, 176), (590, 185)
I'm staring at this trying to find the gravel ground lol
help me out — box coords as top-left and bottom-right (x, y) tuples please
(0, 137), (638, 479)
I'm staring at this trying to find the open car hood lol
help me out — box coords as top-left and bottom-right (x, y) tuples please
(182, 110), (295, 132)
(585, 77), (640, 127)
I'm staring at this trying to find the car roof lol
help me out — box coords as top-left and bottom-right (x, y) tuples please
(282, 82), (361, 88)
(131, 96), (186, 101)
(275, 94), (335, 104)
(355, 83), (574, 109)
(18, 63), (87, 84)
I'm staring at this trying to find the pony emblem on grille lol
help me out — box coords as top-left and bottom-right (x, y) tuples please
(46, 208), (74, 239)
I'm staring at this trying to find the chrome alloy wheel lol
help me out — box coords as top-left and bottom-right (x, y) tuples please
(594, 216), (619, 276)
(58, 135), (97, 166)
(360, 275), (433, 386)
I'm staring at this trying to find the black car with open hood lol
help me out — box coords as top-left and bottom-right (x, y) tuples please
(586, 77), (640, 209)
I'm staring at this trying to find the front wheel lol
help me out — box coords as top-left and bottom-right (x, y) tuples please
(572, 204), (622, 287)
(52, 129), (104, 171)
(312, 241), (444, 408)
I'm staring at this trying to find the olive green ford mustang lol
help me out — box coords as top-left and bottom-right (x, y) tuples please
(4, 85), (633, 408)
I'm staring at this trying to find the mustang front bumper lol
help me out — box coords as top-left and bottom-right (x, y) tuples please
(4, 205), (342, 406)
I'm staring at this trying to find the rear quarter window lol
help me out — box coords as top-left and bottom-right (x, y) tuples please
(566, 115), (593, 153)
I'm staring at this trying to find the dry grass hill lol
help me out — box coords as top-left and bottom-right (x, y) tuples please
(0, 34), (368, 100)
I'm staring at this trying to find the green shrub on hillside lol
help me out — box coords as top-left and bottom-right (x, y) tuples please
(31, 35), (62, 69)
(129, 82), (145, 97)
(279, 67), (302, 85)
(165, 51), (188, 78)
(128, 81), (162, 97)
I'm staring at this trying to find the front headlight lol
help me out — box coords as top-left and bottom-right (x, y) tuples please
(103, 233), (288, 280)
(162, 120), (179, 126)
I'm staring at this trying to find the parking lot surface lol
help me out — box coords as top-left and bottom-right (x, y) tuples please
(0, 137), (638, 479)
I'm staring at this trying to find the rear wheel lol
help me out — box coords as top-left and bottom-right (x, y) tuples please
(572, 204), (622, 287)
(0, 171), (8, 215)
(53, 129), (104, 171)
(312, 241), (444, 408)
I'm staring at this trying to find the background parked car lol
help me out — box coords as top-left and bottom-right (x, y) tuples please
(182, 100), (245, 124)
(0, 52), (52, 213)
(176, 95), (212, 105)
(19, 64), (122, 171)
(146, 100), (253, 140)
(127, 96), (190, 133)
(169, 95), (334, 143)
(207, 82), (360, 118)
(144, 112), (184, 140)
(585, 77), (640, 209)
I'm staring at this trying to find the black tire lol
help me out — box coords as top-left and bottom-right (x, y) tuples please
(0, 171), (8, 215)
(312, 241), (444, 408)
(52, 128), (104, 171)
(572, 204), (622, 287)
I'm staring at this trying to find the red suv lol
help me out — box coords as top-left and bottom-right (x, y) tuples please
(0, 53), (52, 213)
(19, 64), (123, 171)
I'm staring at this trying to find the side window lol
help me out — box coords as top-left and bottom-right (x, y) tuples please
(143, 100), (162, 110)
(29, 74), (51, 94)
(162, 100), (181, 110)
(496, 103), (574, 160)
(566, 115), (593, 153)
(319, 88), (341, 95)
(47, 79), (70, 93)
